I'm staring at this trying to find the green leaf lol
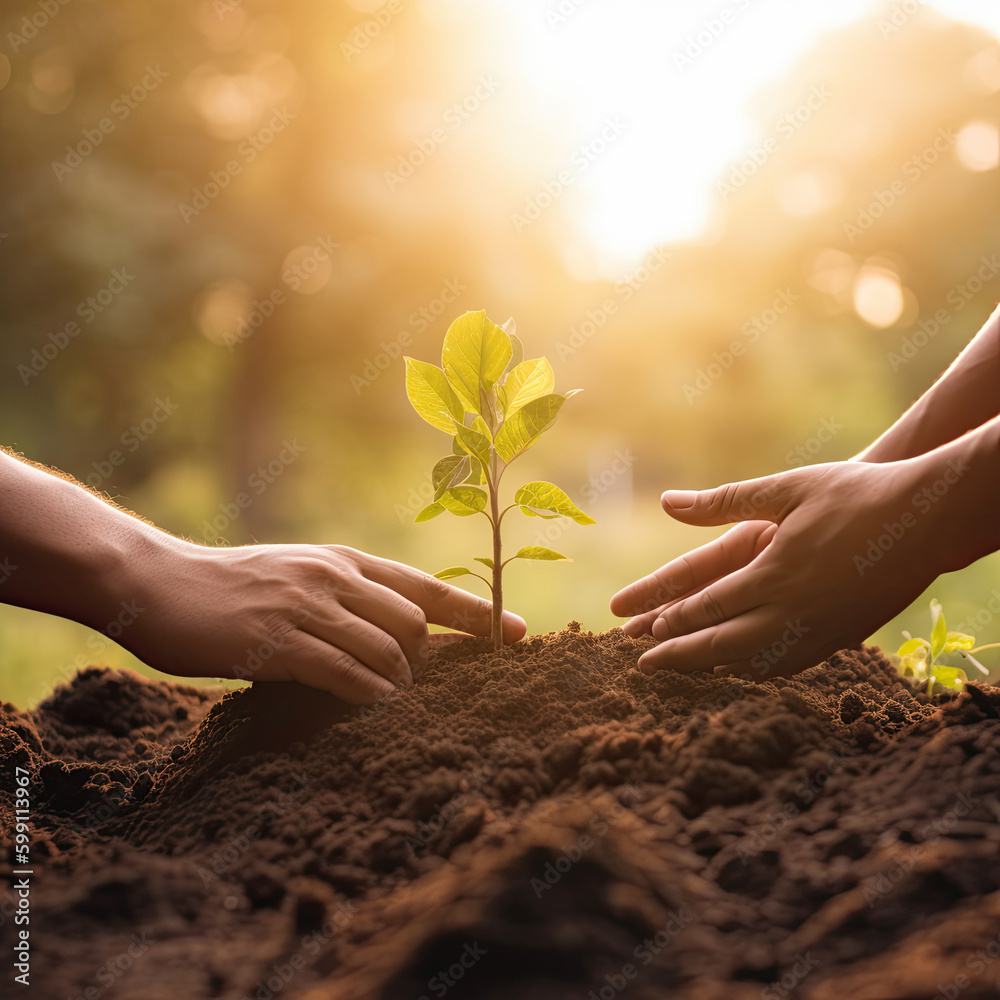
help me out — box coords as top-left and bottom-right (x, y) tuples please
(432, 455), (471, 501)
(517, 508), (562, 519)
(896, 637), (930, 678)
(511, 546), (570, 561)
(514, 481), (596, 525)
(435, 566), (475, 580)
(464, 457), (485, 485)
(454, 423), (493, 465)
(929, 664), (968, 694)
(499, 358), (555, 415)
(474, 557), (494, 569)
(942, 631), (975, 653)
(438, 486), (488, 516)
(415, 501), (445, 522)
(441, 310), (512, 415)
(929, 599), (947, 661)
(494, 393), (568, 462)
(404, 358), (463, 433)
(502, 318), (523, 376)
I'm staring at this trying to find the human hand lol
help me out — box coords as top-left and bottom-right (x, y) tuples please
(610, 453), (961, 680)
(611, 519), (777, 637)
(117, 540), (526, 703)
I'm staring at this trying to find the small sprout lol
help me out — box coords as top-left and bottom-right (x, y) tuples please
(404, 309), (595, 650)
(894, 598), (996, 694)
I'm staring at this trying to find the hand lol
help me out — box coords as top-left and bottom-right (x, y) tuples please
(117, 540), (526, 703)
(611, 519), (777, 636)
(611, 454), (957, 680)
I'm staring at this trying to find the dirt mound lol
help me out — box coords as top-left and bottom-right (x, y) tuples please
(2, 628), (999, 999)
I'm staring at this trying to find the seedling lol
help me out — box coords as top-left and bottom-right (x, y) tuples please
(895, 599), (998, 694)
(404, 309), (595, 650)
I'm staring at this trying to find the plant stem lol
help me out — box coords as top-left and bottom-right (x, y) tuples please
(490, 454), (502, 652)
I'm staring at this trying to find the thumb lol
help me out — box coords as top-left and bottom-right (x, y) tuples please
(661, 472), (800, 527)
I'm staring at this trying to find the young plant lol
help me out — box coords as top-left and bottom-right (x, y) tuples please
(404, 309), (595, 650)
(895, 598), (998, 694)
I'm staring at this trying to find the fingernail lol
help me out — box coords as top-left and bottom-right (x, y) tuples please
(662, 490), (698, 509)
(651, 617), (669, 639)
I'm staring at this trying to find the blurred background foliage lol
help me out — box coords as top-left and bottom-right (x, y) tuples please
(1, 0), (998, 707)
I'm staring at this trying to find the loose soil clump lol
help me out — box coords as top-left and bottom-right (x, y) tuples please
(3, 626), (1000, 999)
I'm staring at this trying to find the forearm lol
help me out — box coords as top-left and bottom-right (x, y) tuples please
(0, 449), (176, 631)
(917, 412), (1000, 574)
(857, 303), (1000, 463)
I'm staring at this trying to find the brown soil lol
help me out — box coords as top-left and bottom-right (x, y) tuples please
(3, 625), (1000, 1000)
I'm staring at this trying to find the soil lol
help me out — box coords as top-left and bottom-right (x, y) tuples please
(3, 625), (1000, 1000)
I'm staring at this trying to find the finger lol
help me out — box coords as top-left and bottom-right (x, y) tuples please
(298, 602), (414, 687)
(714, 631), (845, 682)
(335, 574), (429, 676)
(660, 472), (805, 528)
(621, 605), (667, 637)
(353, 551), (526, 643)
(610, 520), (774, 617)
(272, 630), (396, 704)
(637, 607), (785, 674)
(650, 562), (765, 641)
(621, 570), (728, 636)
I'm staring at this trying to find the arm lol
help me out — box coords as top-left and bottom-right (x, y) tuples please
(857, 303), (1000, 462)
(0, 449), (525, 703)
(625, 412), (1000, 679)
(612, 304), (1000, 663)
